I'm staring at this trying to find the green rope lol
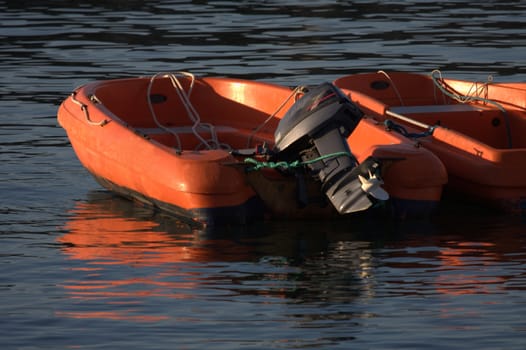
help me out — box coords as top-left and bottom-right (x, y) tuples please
(244, 151), (352, 171)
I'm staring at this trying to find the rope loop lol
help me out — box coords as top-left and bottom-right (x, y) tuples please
(430, 69), (505, 112)
(147, 72), (226, 152)
(430, 69), (512, 148)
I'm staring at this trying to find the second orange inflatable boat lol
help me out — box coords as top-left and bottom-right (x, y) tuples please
(334, 71), (526, 214)
(57, 72), (446, 225)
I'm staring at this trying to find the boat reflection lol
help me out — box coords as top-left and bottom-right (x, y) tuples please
(434, 242), (502, 296)
(57, 192), (525, 325)
(379, 211), (526, 298)
(57, 191), (255, 322)
(59, 195), (251, 266)
(57, 191), (378, 323)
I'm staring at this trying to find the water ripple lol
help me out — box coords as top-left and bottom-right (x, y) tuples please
(1, 1), (526, 349)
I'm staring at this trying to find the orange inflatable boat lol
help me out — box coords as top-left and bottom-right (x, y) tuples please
(57, 72), (446, 226)
(334, 71), (526, 214)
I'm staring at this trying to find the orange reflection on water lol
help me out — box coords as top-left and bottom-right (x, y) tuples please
(57, 196), (250, 323)
(382, 231), (520, 299)
(435, 241), (504, 296)
(61, 277), (198, 300)
(55, 310), (170, 322)
(59, 209), (197, 266)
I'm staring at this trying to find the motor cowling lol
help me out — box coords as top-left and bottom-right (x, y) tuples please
(274, 82), (388, 214)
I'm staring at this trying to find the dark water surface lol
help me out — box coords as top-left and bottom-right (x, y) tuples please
(1, 1), (526, 349)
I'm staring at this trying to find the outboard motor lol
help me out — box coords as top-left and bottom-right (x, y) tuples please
(274, 82), (388, 214)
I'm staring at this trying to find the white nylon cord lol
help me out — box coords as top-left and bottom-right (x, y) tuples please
(147, 72), (225, 151)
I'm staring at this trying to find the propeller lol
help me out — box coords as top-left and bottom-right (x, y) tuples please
(358, 171), (389, 201)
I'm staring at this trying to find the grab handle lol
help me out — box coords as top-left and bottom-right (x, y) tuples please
(70, 91), (108, 127)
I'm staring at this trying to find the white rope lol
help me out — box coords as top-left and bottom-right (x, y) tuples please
(430, 69), (512, 148)
(430, 69), (497, 107)
(147, 73), (183, 150)
(167, 72), (218, 149)
(377, 70), (405, 106)
(147, 71), (226, 151)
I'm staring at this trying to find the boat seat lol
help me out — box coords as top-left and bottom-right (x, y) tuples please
(390, 104), (489, 115)
(135, 125), (275, 150)
(136, 125), (239, 135)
